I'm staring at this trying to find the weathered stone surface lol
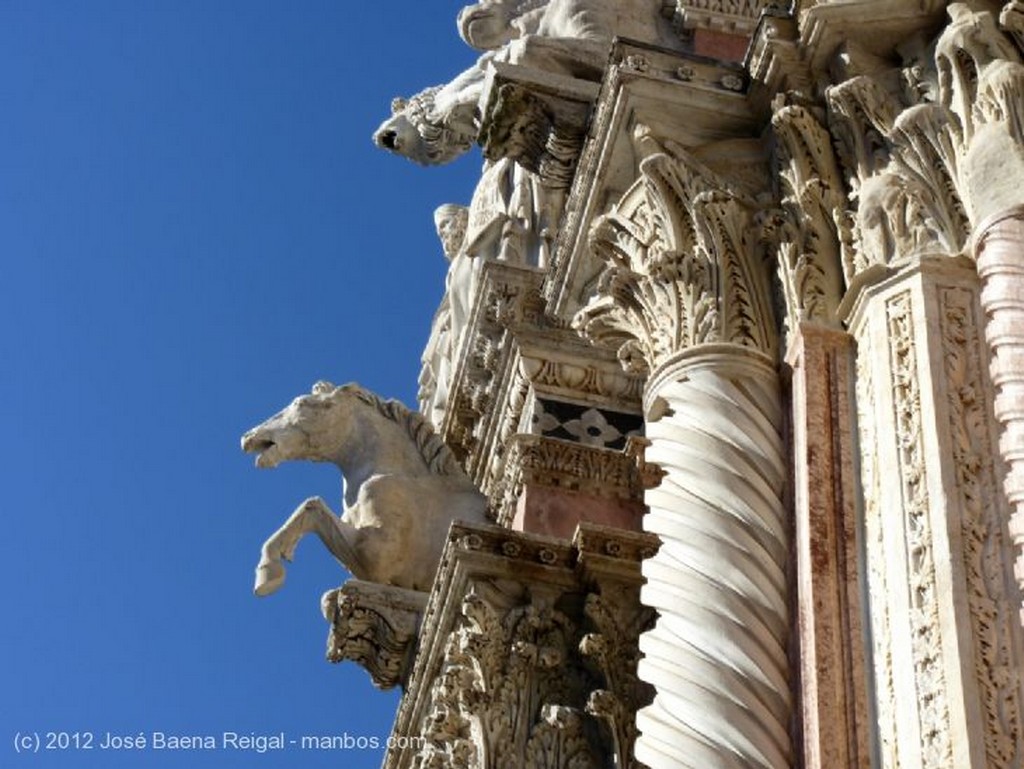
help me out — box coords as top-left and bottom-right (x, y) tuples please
(322, 580), (428, 690)
(785, 322), (871, 769)
(848, 255), (1024, 769)
(381, 522), (657, 769)
(237, 2), (1024, 769)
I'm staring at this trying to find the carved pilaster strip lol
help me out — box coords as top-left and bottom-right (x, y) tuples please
(886, 290), (955, 768)
(938, 284), (1023, 768)
(855, 319), (901, 769)
(634, 350), (791, 769)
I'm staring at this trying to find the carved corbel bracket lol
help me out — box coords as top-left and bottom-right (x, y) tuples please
(321, 580), (428, 691)
(478, 61), (599, 189)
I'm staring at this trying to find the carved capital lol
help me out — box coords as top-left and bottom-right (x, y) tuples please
(383, 524), (656, 769)
(574, 145), (777, 373)
(769, 102), (850, 330)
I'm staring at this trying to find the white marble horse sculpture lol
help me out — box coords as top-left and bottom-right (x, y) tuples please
(241, 381), (488, 594)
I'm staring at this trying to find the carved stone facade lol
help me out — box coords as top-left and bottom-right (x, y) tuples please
(245, 1), (1024, 768)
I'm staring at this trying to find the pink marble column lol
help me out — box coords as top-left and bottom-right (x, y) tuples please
(974, 206), (1024, 623)
(785, 322), (871, 769)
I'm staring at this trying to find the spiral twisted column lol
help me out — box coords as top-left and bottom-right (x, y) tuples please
(573, 148), (792, 768)
(633, 347), (790, 769)
(975, 207), (1024, 623)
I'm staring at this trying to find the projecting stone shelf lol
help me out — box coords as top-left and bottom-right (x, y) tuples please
(321, 580), (428, 691)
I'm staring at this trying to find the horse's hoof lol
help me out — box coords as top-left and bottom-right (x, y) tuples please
(254, 561), (286, 596)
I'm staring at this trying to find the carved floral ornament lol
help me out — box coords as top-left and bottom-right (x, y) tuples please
(573, 138), (777, 374)
(817, 3), (1024, 277)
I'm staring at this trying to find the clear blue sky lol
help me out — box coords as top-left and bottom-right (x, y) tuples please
(2, 3), (481, 767)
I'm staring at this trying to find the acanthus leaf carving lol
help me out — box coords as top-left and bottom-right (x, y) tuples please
(574, 144), (776, 373)
(579, 592), (655, 769)
(770, 102), (851, 327)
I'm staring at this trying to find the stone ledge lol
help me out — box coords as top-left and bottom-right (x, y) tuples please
(321, 580), (428, 691)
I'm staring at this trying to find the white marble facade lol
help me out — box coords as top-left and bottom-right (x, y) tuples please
(245, 1), (1024, 768)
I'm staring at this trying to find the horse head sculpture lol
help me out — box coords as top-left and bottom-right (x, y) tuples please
(242, 381), (487, 594)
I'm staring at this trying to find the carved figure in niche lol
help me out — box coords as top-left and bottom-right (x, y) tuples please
(241, 381), (487, 594)
(419, 204), (470, 428)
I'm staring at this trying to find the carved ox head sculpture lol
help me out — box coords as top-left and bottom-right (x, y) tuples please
(372, 62), (487, 165)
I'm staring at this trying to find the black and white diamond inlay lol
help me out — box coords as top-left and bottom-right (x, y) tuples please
(532, 398), (643, 450)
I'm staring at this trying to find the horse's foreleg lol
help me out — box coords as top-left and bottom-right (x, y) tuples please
(302, 504), (369, 583)
(255, 496), (330, 596)
(254, 497), (368, 596)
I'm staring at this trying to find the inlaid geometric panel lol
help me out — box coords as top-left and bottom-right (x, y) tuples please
(532, 398), (643, 450)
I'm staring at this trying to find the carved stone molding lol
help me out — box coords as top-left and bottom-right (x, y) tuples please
(848, 256), (1024, 769)
(574, 142), (778, 374)
(490, 433), (659, 526)
(519, 352), (645, 406)
(661, 0), (772, 38)
(382, 523), (658, 769)
(321, 580), (428, 690)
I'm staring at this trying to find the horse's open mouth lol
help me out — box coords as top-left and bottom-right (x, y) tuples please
(241, 434), (279, 467)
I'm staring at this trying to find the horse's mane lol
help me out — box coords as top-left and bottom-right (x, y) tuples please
(338, 383), (466, 477)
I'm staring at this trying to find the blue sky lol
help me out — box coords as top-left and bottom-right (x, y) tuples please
(2, 3), (481, 767)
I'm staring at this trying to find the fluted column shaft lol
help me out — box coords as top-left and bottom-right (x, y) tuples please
(974, 207), (1024, 624)
(634, 345), (791, 769)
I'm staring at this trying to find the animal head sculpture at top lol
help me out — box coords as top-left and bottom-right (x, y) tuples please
(241, 381), (487, 594)
(372, 63), (489, 166)
(373, 0), (674, 165)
